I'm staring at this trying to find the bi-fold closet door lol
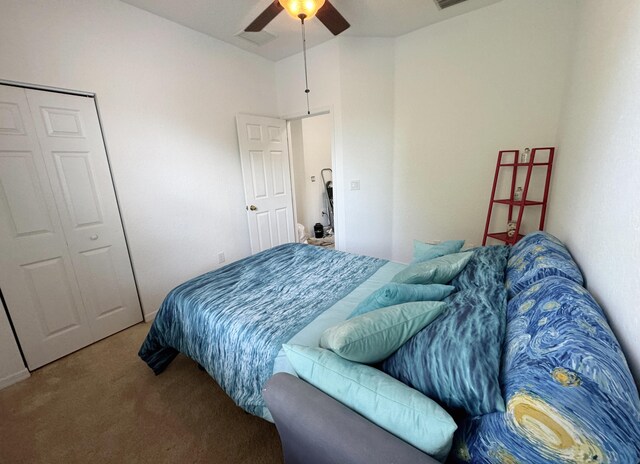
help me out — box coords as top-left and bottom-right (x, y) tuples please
(0, 84), (142, 370)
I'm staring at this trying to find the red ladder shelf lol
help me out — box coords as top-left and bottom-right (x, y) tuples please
(482, 147), (555, 246)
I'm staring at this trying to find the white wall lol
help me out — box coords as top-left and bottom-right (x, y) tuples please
(547, 0), (640, 383)
(276, 37), (395, 258)
(0, 0), (278, 318)
(390, 0), (577, 262)
(0, 304), (29, 389)
(339, 38), (395, 259)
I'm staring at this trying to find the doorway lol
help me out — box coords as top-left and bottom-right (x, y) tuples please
(288, 113), (335, 249)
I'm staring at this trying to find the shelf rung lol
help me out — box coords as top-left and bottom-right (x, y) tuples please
(493, 199), (544, 206)
(498, 162), (551, 167)
(487, 232), (525, 243)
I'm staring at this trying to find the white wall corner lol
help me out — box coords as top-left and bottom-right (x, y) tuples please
(390, 0), (577, 262)
(0, 369), (30, 390)
(0, 303), (29, 389)
(546, 0), (640, 385)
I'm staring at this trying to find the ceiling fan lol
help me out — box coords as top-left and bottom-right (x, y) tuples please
(245, 1), (349, 114)
(245, 0), (350, 36)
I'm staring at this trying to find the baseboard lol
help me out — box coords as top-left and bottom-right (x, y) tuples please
(143, 309), (158, 322)
(0, 368), (30, 390)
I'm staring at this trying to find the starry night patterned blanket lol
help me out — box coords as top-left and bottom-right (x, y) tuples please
(450, 276), (640, 463)
(138, 243), (386, 417)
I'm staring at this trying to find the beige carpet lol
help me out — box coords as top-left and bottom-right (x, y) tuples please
(0, 323), (283, 464)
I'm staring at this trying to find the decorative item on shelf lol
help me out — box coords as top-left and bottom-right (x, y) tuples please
(507, 220), (517, 238)
(520, 148), (530, 164)
(514, 187), (523, 201)
(314, 223), (324, 239)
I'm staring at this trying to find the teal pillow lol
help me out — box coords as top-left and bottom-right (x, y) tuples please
(349, 283), (455, 319)
(412, 239), (465, 264)
(283, 344), (457, 461)
(392, 252), (473, 285)
(321, 301), (446, 363)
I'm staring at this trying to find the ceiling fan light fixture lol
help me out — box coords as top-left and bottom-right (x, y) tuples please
(278, 0), (326, 20)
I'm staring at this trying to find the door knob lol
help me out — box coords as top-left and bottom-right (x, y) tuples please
(247, 205), (258, 211)
(90, 234), (99, 240)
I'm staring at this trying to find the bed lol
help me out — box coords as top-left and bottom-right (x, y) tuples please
(138, 243), (404, 419)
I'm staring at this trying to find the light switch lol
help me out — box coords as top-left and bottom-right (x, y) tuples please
(350, 180), (360, 191)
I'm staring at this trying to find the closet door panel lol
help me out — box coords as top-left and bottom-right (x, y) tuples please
(0, 151), (53, 236)
(0, 85), (93, 369)
(79, 245), (126, 319)
(25, 89), (142, 340)
(21, 256), (84, 336)
(53, 151), (103, 227)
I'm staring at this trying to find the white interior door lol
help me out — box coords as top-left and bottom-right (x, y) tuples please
(236, 114), (295, 254)
(0, 85), (93, 368)
(0, 84), (142, 369)
(24, 88), (142, 341)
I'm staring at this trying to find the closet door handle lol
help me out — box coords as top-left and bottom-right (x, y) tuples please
(90, 234), (99, 241)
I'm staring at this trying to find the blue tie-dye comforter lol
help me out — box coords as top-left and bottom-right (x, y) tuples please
(139, 243), (386, 417)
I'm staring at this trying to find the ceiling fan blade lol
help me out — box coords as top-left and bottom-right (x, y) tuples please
(245, 1), (284, 32)
(316, 0), (350, 36)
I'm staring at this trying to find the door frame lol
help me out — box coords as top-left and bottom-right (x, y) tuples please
(282, 107), (342, 251)
(0, 79), (144, 335)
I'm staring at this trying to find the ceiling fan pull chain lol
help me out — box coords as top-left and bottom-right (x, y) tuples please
(300, 16), (311, 115)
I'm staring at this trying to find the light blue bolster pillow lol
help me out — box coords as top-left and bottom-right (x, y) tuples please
(283, 344), (457, 462)
(349, 283), (455, 319)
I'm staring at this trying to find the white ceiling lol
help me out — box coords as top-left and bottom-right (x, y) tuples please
(120, 0), (503, 61)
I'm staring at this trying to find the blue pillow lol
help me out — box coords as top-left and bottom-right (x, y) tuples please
(283, 344), (457, 461)
(412, 239), (465, 264)
(449, 277), (640, 463)
(382, 285), (507, 417)
(392, 252), (473, 285)
(321, 301), (446, 364)
(349, 283), (455, 319)
(506, 231), (583, 299)
(451, 245), (509, 291)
